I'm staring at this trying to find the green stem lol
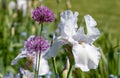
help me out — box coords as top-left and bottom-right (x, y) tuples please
(35, 24), (43, 78)
(34, 53), (38, 78)
(52, 57), (59, 78)
(66, 64), (72, 78)
(40, 24), (43, 36)
(56, 0), (60, 4)
(37, 53), (41, 78)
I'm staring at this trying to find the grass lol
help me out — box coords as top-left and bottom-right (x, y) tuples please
(43, 0), (120, 36)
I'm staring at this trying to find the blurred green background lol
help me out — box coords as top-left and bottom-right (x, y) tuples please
(0, 0), (120, 78)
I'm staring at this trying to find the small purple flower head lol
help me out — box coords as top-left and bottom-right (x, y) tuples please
(24, 36), (50, 54)
(32, 6), (55, 23)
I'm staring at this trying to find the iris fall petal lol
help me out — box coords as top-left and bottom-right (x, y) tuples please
(72, 43), (100, 71)
(11, 50), (27, 65)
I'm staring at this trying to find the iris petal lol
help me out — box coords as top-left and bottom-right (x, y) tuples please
(34, 55), (50, 76)
(11, 50), (27, 65)
(84, 15), (100, 42)
(72, 43), (100, 71)
(44, 40), (63, 59)
(58, 10), (79, 39)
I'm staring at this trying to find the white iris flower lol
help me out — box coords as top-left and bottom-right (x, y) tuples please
(9, 0), (27, 16)
(17, 0), (27, 16)
(11, 50), (50, 76)
(9, 1), (16, 10)
(44, 10), (100, 71)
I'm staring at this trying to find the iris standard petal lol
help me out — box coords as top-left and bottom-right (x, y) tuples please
(11, 50), (27, 65)
(73, 27), (93, 44)
(58, 10), (79, 39)
(72, 43), (100, 71)
(84, 15), (100, 42)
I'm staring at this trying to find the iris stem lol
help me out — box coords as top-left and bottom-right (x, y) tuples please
(66, 64), (72, 78)
(52, 57), (59, 78)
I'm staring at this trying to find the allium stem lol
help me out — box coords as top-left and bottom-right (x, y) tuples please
(35, 54), (37, 78)
(37, 53), (41, 78)
(52, 57), (59, 78)
(40, 24), (43, 36)
(37, 24), (43, 77)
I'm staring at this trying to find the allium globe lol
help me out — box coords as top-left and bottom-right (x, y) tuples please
(24, 36), (50, 54)
(32, 6), (55, 23)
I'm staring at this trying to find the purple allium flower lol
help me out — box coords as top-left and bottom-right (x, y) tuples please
(32, 6), (55, 23)
(24, 36), (50, 54)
